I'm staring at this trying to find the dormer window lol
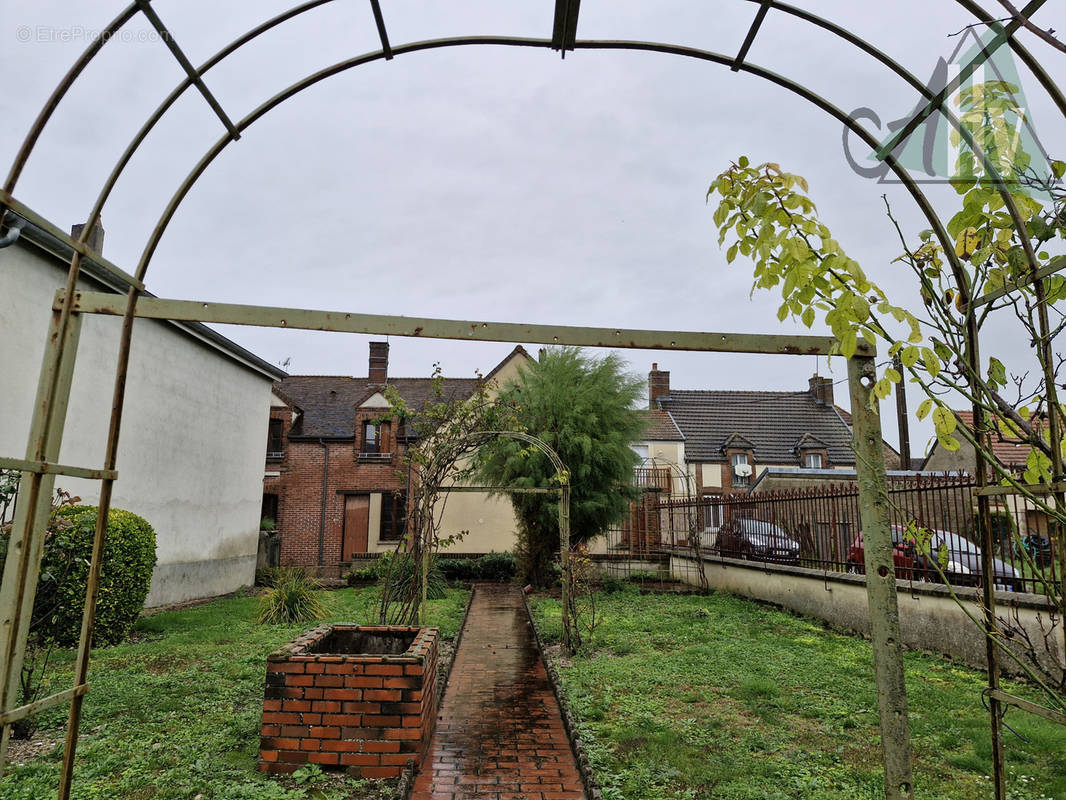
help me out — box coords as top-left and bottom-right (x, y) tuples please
(362, 422), (380, 455)
(731, 453), (751, 487)
(793, 433), (828, 471)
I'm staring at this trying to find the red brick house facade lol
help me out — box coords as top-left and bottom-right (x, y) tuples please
(262, 343), (529, 575)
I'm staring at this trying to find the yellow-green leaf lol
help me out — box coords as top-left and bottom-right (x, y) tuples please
(932, 406), (957, 435)
(954, 227), (981, 260)
(840, 329), (857, 360)
(937, 433), (961, 452)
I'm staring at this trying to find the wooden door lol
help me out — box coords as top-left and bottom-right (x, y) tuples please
(342, 495), (370, 560)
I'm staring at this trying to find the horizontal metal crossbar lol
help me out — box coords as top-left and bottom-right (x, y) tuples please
(986, 689), (1066, 726)
(61, 291), (863, 357)
(0, 457), (117, 481)
(973, 481), (1066, 496)
(0, 191), (145, 291)
(0, 684), (89, 726)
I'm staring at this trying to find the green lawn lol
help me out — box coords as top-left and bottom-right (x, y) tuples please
(1, 586), (469, 800)
(531, 588), (1066, 800)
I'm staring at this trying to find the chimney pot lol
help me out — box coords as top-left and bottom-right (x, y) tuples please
(368, 341), (389, 385)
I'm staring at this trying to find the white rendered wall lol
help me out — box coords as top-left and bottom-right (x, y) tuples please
(0, 243), (275, 606)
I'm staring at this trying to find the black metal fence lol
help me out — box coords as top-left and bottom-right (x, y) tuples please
(602, 475), (1060, 595)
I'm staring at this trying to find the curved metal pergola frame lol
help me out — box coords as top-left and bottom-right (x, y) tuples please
(418, 430), (572, 650)
(0, 3), (1062, 799)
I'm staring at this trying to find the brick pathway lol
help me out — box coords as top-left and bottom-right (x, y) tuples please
(410, 583), (586, 800)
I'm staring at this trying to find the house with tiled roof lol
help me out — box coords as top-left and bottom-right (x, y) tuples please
(263, 342), (533, 575)
(923, 410), (1036, 475)
(631, 402), (686, 492)
(649, 365), (860, 494)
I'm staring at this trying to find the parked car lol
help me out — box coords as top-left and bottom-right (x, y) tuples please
(845, 526), (927, 581)
(716, 518), (800, 564)
(846, 525), (1021, 591)
(928, 529), (1021, 591)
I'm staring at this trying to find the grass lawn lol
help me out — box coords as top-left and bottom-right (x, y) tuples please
(531, 588), (1066, 800)
(1, 586), (469, 800)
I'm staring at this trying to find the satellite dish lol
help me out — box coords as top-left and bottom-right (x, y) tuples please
(734, 463), (753, 477)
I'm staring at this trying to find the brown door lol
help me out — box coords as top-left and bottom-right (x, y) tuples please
(342, 495), (370, 560)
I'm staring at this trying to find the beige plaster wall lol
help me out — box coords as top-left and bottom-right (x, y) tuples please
(1, 242), (275, 606)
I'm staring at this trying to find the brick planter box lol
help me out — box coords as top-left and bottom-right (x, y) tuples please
(258, 624), (439, 778)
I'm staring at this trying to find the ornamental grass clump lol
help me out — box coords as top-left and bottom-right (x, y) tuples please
(256, 567), (328, 625)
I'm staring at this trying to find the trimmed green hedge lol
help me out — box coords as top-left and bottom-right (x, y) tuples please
(34, 505), (157, 647)
(438, 552), (516, 583)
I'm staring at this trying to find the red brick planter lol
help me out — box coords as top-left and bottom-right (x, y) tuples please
(258, 624), (439, 778)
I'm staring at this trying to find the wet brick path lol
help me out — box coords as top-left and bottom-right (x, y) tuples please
(410, 583), (586, 800)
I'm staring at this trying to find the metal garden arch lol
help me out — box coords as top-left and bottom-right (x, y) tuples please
(429, 430), (574, 649)
(0, 3), (1063, 799)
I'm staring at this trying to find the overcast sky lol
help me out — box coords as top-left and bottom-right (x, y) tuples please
(3, 1), (1063, 458)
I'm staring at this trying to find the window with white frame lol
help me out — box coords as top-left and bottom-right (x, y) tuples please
(731, 452), (751, 486)
(702, 494), (723, 529)
(804, 452), (824, 469)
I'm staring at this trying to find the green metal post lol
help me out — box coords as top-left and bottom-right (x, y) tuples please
(58, 287), (141, 799)
(0, 311), (82, 774)
(559, 483), (572, 654)
(847, 355), (915, 800)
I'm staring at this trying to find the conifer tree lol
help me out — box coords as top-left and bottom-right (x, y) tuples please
(478, 347), (647, 586)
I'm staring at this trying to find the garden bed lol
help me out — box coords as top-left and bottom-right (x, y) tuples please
(0, 586), (469, 800)
(530, 587), (1066, 800)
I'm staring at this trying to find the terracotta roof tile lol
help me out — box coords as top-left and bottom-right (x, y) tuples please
(638, 409), (684, 441)
(954, 410), (1034, 467)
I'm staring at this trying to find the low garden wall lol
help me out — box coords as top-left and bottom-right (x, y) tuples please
(669, 553), (1063, 677)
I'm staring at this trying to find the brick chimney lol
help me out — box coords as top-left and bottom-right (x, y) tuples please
(368, 341), (389, 385)
(71, 218), (105, 254)
(809, 374), (833, 406)
(649, 363), (670, 408)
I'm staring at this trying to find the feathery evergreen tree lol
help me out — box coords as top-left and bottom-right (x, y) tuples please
(478, 347), (647, 586)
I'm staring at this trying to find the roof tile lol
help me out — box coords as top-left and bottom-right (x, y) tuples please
(657, 390), (855, 464)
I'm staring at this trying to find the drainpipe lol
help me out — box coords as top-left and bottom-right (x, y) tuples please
(318, 439), (330, 568)
(0, 212), (25, 248)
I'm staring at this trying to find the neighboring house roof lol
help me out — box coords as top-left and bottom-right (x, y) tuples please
(953, 410), (1035, 469)
(638, 409), (685, 441)
(279, 376), (479, 439)
(657, 390), (855, 464)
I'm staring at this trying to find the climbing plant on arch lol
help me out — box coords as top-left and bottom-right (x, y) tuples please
(0, 3), (1063, 799)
